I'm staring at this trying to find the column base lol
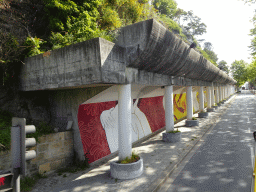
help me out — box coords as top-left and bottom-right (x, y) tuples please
(110, 158), (143, 179)
(198, 112), (208, 118)
(162, 132), (181, 143)
(185, 120), (199, 127)
(207, 108), (214, 112)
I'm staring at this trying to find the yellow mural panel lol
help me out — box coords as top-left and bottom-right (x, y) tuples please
(174, 91), (207, 121)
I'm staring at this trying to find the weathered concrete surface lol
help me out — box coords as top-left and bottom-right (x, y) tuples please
(48, 86), (112, 163)
(116, 19), (235, 85)
(29, 95), (236, 192)
(20, 19), (236, 92)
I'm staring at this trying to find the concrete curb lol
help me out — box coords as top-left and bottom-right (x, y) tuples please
(110, 158), (143, 179)
(147, 94), (237, 192)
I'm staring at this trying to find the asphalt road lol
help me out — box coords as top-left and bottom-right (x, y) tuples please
(159, 92), (256, 192)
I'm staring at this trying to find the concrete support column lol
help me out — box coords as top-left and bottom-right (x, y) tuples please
(165, 86), (174, 132)
(222, 87), (225, 100)
(207, 86), (211, 108)
(186, 86), (193, 120)
(118, 84), (132, 160)
(216, 87), (219, 103)
(199, 86), (204, 112)
(211, 86), (215, 106)
(219, 86), (222, 101)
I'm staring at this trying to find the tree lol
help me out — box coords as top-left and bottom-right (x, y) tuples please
(240, 0), (256, 4)
(231, 60), (248, 87)
(153, 0), (177, 18)
(203, 42), (213, 51)
(246, 58), (256, 84)
(173, 8), (187, 24)
(203, 42), (218, 64)
(181, 10), (207, 37)
(218, 60), (229, 74)
(0, 0), (48, 86)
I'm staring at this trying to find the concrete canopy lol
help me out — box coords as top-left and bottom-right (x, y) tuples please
(20, 19), (236, 92)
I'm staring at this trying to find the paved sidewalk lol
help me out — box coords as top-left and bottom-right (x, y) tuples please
(31, 95), (236, 192)
(158, 93), (255, 192)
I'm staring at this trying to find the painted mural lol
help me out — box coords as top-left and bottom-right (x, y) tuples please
(77, 90), (206, 164)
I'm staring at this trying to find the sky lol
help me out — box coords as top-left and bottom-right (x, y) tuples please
(176, 0), (256, 67)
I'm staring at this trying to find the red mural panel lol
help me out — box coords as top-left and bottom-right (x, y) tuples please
(78, 96), (166, 164)
(77, 101), (117, 164)
(0, 177), (5, 186)
(137, 96), (165, 133)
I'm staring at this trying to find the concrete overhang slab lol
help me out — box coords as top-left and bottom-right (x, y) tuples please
(20, 19), (236, 92)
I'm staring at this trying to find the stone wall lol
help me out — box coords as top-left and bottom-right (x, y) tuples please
(0, 131), (74, 177)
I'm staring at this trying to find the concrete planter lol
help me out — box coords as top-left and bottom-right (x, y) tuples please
(110, 158), (143, 179)
(162, 132), (181, 143)
(212, 106), (218, 110)
(198, 112), (208, 118)
(185, 120), (199, 127)
(207, 108), (214, 112)
(217, 103), (221, 106)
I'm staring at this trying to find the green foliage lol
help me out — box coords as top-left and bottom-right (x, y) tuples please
(246, 58), (256, 84)
(181, 10), (207, 37)
(99, 6), (122, 30)
(118, 152), (140, 164)
(0, 109), (13, 151)
(160, 14), (182, 34)
(27, 121), (55, 144)
(197, 47), (218, 66)
(231, 60), (248, 87)
(218, 60), (229, 74)
(43, 0), (103, 49)
(21, 173), (47, 192)
(153, 0), (177, 18)
(57, 155), (90, 175)
(249, 36), (256, 56)
(23, 37), (45, 57)
(99, 0), (155, 29)
(168, 128), (180, 133)
(203, 48), (218, 64)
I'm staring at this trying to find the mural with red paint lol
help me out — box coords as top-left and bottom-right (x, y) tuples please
(78, 92), (199, 164)
(0, 177), (5, 186)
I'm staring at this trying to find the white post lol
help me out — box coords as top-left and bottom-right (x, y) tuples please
(199, 86), (204, 112)
(216, 86), (219, 103)
(225, 86), (227, 98)
(186, 86), (193, 120)
(165, 86), (174, 132)
(222, 87), (225, 100)
(211, 86), (215, 106)
(118, 84), (132, 160)
(219, 87), (223, 101)
(207, 86), (211, 109)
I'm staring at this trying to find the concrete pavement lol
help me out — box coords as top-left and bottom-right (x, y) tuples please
(158, 92), (255, 192)
(31, 94), (237, 192)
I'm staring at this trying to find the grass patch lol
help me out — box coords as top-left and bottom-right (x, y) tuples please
(56, 155), (90, 175)
(117, 152), (140, 164)
(21, 173), (47, 192)
(27, 121), (55, 144)
(0, 108), (55, 151)
(168, 129), (181, 133)
(0, 109), (13, 151)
